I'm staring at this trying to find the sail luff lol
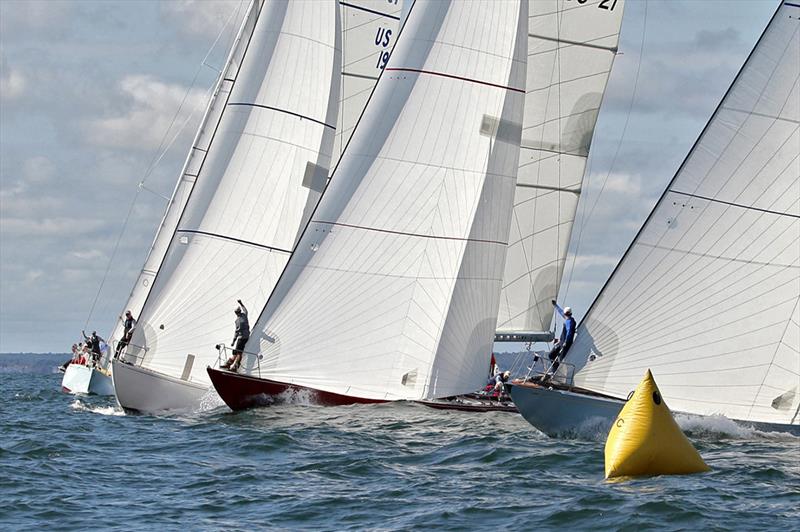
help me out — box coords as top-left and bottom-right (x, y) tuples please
(244, 0), (528, 401)
(109, 0), (262, 347)
(495, 0), (625, 338)
(569, 1), (800, 426)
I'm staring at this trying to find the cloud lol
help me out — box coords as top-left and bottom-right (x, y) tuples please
(161, 0), (244, 37)
(21, 156), (55, 183)
(0, 56), (26, 101)
(83, 74), (207, 151)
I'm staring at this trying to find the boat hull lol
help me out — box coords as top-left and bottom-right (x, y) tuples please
(207, 367), (386, 411)
(508, 382), (624, 437)
(61, 364), (114, 396)
(112, 359), (210, 413)
(509, 382), (800, 437)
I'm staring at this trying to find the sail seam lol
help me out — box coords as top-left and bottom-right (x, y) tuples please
(668, 189), (800, 219)
(339, 1), (400, 20)
(721, 105), (800, 124)
(528, 32), (617, 53)
(342, 72), (379, 81)
(636, 241), (800, 268)
(227, 102), (336, 129)
(384, 67), (525, 93)
(175, 229), (292, 254)
(515, 182), (581, 194)
(313, 221), (508, 245)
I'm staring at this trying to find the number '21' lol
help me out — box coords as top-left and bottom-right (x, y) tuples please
(569, 0), (618, 10)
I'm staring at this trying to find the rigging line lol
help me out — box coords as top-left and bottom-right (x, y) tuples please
(668, 189), (800, 219)
(562, 0), (648, 305)
(314, 220), (508, 246)
(84, 187), (144, 330)
(578, 8), (797, 327)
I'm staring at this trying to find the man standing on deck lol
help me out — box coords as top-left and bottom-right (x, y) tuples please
(115, 310), (137, 359)
(547, 300), (576, 375)
(82, 330), (104, 364)
(221, 300), (249, 372)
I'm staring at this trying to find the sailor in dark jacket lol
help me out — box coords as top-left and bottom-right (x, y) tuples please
(115, 310), (137, 359)
(222, 300), (249, 372)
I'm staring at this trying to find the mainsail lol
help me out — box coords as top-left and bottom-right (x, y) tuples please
(568, 1), (800, 426)
(123, 0), (342, 384)
(243, 0), (528, 401)
(495, 0), (625, 340)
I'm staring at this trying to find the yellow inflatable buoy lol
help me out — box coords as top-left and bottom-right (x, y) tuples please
(605, 369), (710, 478)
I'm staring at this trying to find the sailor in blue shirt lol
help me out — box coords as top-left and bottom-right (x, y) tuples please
(548, 300), (576, 374)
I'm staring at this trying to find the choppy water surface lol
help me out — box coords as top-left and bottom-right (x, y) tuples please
(1, 354), (798, 530)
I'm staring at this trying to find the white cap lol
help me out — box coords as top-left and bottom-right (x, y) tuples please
(564, 307), (573, 315)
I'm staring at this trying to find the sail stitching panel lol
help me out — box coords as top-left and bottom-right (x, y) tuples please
(668, 189), (800, 219)
(339, 1), (401, 21)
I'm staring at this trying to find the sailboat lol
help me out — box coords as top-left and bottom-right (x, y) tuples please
(420, 0), (626, 412)
(509, 0), (800, 436)
(208, 0), (529, 410)
(110, 0), (404, 414)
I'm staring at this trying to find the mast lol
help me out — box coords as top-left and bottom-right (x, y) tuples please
(243, 0), (529, 401)
(494, 0), (626, 343)
(568, 1), (799, 426)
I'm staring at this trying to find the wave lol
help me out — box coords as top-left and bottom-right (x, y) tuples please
(676, 413), (799, 441)
(69, 399), (125, 416)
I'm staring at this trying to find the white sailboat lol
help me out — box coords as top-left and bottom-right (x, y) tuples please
(208, 0), (529, 410)
(111, 0), (404, 413)
(111, 0), (344, 412)
(510, 0), (800, 436)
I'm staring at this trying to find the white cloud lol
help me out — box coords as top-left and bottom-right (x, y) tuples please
(0, 217), (106, 237)
(70, 249), (105, 261)
(571, 254), (620, 271)
(0, 57), (26, 101)
(84, 74), (206, 151)
(161, 0), (244, 37)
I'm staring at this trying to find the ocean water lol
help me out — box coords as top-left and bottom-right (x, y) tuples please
(1, 354), (798, 530)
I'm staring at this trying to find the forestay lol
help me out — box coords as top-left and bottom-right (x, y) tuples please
(496, 0), (625, 338)
(245, 0), (528, 401)
(569, 2), (800, 426)
(126, 0), (342, 385)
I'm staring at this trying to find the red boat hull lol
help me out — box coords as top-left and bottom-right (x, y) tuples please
(207, 367), (386, 411)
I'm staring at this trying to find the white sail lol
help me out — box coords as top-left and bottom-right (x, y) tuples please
(244, 0), (528, 401)
(335, 0), (403, 162)
(109, 1), (261, 350)
(496, 0), (625, 338)
(569, 1), (800, 426)
(126, 0), (342, 385)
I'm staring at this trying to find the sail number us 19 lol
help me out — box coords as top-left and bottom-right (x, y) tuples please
(567, 0), (619, 10)
(375, 26), (393, 70)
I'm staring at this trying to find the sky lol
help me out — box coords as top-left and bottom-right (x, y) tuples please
(0, 0), (778, 353)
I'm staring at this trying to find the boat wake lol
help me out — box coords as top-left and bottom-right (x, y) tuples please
(70, 399), (125, 416)
(195, 387), (226, 412)
(676, 414), (799, 441)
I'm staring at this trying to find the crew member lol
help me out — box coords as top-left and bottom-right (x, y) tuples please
(548, 300), (576, 375)
(115, 310), (137, 359)
(221, 299), (249, 372)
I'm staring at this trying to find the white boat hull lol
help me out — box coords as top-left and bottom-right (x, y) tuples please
(112, 359), (212, 414)
(61, 364), (114, 396)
